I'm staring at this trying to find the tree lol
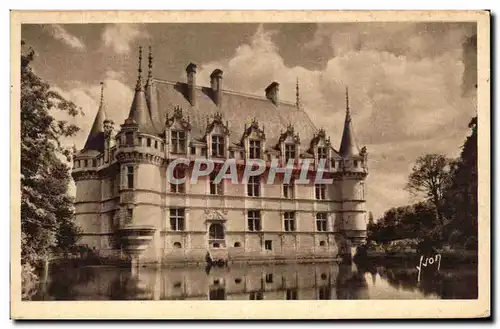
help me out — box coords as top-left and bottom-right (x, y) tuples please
(405, 154), (451, 226)
(21, 41), (82, 267)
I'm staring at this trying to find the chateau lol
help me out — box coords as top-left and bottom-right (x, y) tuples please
(71, 47), (368, 265)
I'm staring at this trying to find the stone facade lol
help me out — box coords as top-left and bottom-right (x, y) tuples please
(72, 47), (368, 265)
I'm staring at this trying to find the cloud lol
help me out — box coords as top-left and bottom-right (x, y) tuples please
(197, 23), (476, 218)
(101, 24), (150, 54)
(46, 24), (86, 50)
(51, 71), (134, 150)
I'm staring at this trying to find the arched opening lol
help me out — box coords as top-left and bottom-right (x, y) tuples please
(319, 241), (326, 247)
(208, 223), (225, 248)
(173, 242), (182, 248)
(234, 242), (241, 248)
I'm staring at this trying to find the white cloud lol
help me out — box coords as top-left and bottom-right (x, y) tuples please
(47, 24), (86, 50)
(101, 24), (150, 54)
(197, 24), (475, 218)
(51, 71), (134, 150)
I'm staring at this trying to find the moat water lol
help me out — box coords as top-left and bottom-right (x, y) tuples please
(27, 262), (477, 300)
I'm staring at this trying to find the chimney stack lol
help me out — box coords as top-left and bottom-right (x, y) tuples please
(210, 69), (223, 106)
(265, 82), (280, 105)
(186, 63), (197, 106)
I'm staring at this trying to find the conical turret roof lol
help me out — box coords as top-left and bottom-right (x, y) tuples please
(127, 46), (157, 135)
(83, 82), (106, 153)
(339, 87), (360, 157)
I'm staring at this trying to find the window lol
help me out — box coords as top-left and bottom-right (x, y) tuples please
(170, 168), (186, 193)
(286, 288), (298, 300)
(127, 166), (134, 188)
(84, 159), (88, 167)
(127, 209), (133, 223)
(360, 182), (365, 199)
(249, 140), (261, 159)
(154, 140), (158, 149)
(354, 160), (358, 167)
(137, 137), (142, 146)
(247, 176), (260, 197)
(229, 151), (235, 158)
(209, 223), (225, 240)
(316, 212), (328, 231)
(201, 147), (207, 156)
(92, 159), (96, 167)
(212, 135), (224, 157)
(249, 292), (263, 300)
(318, 146), (328, 159)
(171, 131), (186, 154)
(318, 287), (330, 300)
(125, 132), (134, 146)
(248, 210), (262, 231)
(190, 146), (196, 155)
(147, 138), (151, 147)
(284, 143), (296, 161)
(315, 184), (326, 200)
(234, 242), (241, 248)
(284, 212), (296, 232)
(319, 241), (326, 247)
(169, 208), (185, 231)
(265, 240), (273, 251)
(173, 242), (182, 248)
(265, 274), (273, 283)
(283, 181), (294, 199)
(209, 171), (223, 195)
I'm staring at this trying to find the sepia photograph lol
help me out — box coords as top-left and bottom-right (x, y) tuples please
(10, 10), (490, 319)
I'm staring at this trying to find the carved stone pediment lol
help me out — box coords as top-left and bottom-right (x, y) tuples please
(277, 123), (300, 146)
(165, 106), (191, 131)
(241, 117), (266, 144)
(205, 112), (229, 136)
(204, 209), (228, 222)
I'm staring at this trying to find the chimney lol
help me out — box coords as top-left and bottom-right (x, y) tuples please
(186, 63), (197, 106)
(210, 69), (223, 106)
(265, 82), (280, 105)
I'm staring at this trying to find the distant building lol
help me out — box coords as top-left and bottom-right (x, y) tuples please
(71, 47), (368, 264)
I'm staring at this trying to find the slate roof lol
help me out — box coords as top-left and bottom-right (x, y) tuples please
(152, 79), (323, 149)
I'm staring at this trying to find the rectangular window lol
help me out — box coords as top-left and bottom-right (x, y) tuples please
(316, 212), (328, 232)
(201, 147), (207, 156)
(317, 146), (328, 159)
(92, 159), (97, 167)
(171, 131), (186, 154)
(247, 176), (260, 197)
(84, 159), (88, 167)
(286, 288), (298, 300)
(137, 137), (142, 146)
(265, 273), (273, 283)
(154, 140), (158, 149)
(248, 210), (262, 231)
(170, 168), (186, 193)
(125, 132), (134, 146)
(283, 181), (294, 199)
(190, 146), (196, 155)
(284, 212), (296, 232)
(127, 166), (134, 188)
(209, 171), (223, 195)
(315, 184), (326, 200)
(212, 135), (224, 157)
(249, 140), (261, 159)
(147, 138), (151, 147)
(265, 240), (272, 251)
(169, 208), (185, 231)
(249, 292), (263, 300)
(284, 144), (296, 162)
(127, 208), (133, 224)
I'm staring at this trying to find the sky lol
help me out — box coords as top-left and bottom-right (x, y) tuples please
(21, 22), (478, 219)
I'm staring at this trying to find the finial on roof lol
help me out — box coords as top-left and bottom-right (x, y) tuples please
(148, 46), (153, 80)
(99, 81), (104, 105)
(296, 77), (301, 109)
(135, 46), (143, 91)
(345, 86), (350, 116)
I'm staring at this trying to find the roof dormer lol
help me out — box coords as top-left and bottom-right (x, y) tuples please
(241, 118), (266, 159)
(165, 106), (191, 155)
(205, 112), (230, 158)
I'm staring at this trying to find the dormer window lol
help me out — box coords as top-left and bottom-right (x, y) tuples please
(285, 143), (296, 162)
(249, 140), (261, 159)
(171, 131), (186, 154)
(212, 135), (224, 157)
(318, 147), (328, 159)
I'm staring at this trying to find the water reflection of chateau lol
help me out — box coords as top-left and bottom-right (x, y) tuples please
(37, 263), (370, 300)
